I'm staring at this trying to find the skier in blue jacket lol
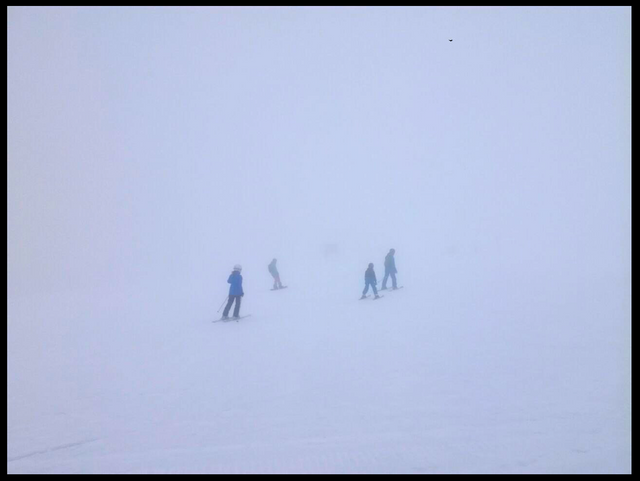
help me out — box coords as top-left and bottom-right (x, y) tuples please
(360, 263), (380, 299)
(222, 264), (244, 319)
(381, 248), (398, 290)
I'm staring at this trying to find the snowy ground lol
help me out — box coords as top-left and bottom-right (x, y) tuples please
(8, 5), (630, 474)
(7, 258), (631, 473)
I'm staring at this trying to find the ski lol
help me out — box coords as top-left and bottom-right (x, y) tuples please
(270, 286), (288, 291)
(382, 286), (403, 291)
(360, 294), (384, 300)
(224, 314), (252, 323)
(213, 314), (252, 323)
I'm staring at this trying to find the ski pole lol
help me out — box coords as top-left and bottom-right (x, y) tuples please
(217, 296), (229, 313)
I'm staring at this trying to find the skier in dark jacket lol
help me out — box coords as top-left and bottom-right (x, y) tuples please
(360, 263), (380, 299)
(222, 264), (244, 319)
(381, 248), (398, 290)
(268, 258), (284, 289)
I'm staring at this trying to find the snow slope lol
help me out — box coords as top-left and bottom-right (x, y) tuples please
(7, 254), (630, 473)
(7, 6), (631, 474)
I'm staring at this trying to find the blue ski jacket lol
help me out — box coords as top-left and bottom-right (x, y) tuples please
(365, 266), (377, 284)
(228, 272), (244, 296)
(384, 253), (397, 274)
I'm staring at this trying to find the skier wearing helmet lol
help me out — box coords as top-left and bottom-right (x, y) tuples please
(222, 264), (244, 320)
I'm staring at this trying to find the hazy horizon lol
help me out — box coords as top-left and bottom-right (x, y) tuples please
(8, 6), (631, 298)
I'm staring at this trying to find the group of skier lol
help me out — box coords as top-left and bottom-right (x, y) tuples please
(360, 248), (398, 300)
(219, 250), (399, 320)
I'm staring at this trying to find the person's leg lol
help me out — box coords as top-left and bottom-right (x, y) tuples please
(276, 275), (283, 288)
(391, 272), (397, 289)
(372, 281), (378, 296)
(362, 281), (370, 296)
(382, 270), (389, 289)
(273, 276), (278, 289)
(222, 296), (235, 317)
(233, 296), (242, 317)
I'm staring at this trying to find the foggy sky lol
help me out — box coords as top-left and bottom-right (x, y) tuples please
(7, 6), (631, 298)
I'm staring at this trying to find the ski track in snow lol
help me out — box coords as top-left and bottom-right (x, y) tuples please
(7, 438), (101, 463)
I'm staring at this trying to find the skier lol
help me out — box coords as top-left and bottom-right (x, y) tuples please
(381, 248), (398, 290)
(268, 258), (284, 290)
(360, 263), (380, 300)
(221, 264), (244, 320)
